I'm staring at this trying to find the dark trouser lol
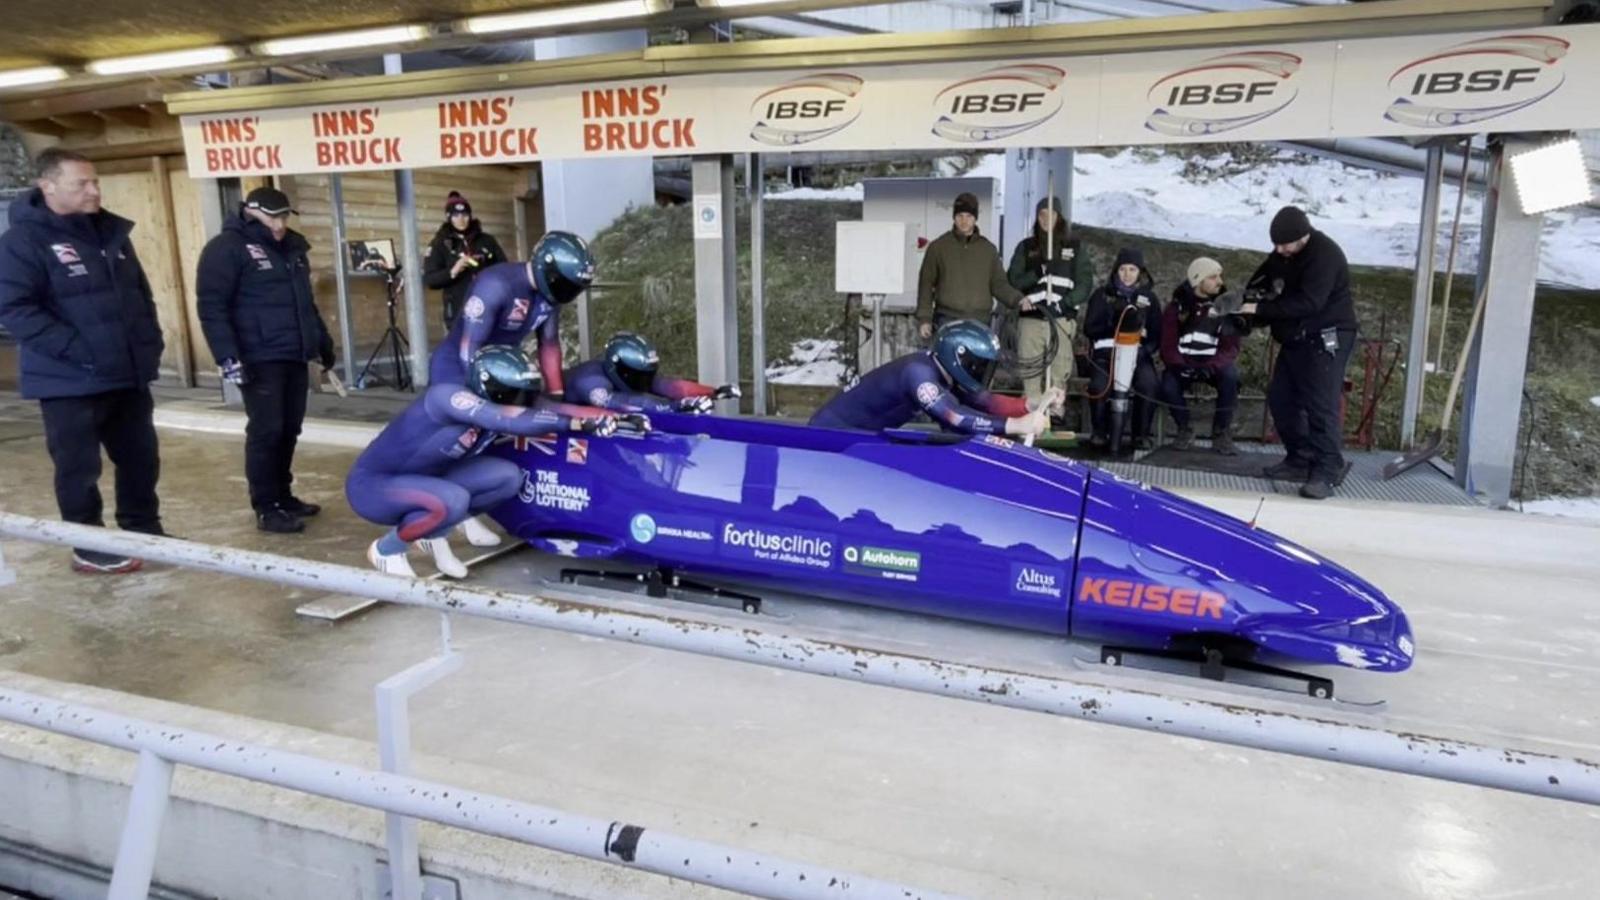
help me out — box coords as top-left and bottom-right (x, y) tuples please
(1088, 349), (1158, 441)
(1158, 364), (1240, 433)
(241, 361), (310, 511)
(1268, 331), (1355, 483)
(38, 387), (162, 534)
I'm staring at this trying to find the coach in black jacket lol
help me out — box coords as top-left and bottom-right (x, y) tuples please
(0, 148), (167, 573)
(1240, 206), (1358, 500)
(197, 187), (336, 533)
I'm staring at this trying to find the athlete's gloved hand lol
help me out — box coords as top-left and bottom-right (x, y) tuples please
(577, 415), (618, 437)
(675, 395), (714, 415)
(712, 384), (742, 401)
(220, 358), (247, 385)
(617, 412), (652, 434)
(1004, 408), (1050, 438)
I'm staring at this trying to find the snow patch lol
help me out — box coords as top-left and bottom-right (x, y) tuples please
(768, 184), (863, 202)
(1518, 496), (1600, 523)
(767, 339), (848, 386)
(1590, 396), (1600, 409)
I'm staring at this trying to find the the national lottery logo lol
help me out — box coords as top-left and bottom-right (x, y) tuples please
(449, 391), (483, 412)
(1143, 51), (1302, 137)
(931, 64), (1065, 143)
(49, 243), (80, 265)
(464, 296), (486, 321)
(915, 381), (943, 406)
(1383, 34), (1570, 128)
(749, 73), (865, 146)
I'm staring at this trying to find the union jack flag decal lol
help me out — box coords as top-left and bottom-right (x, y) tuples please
(513, 434), (559, 455)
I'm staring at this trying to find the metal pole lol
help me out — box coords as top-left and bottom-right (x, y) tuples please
(3, 514), (1598, 808)
(0, 688), (949, 900)
(331, 173), (357, 390)
(721, 155), (740, 411)
(749, 152), (768, 415)
(377, 651), (464, 900)
(578, 287), (593, 361)
(386, 54), (430, 390)
(106, 749), (175, 900)
(1401, 145), (1444, 448)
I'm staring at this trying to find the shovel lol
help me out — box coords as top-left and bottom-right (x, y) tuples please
(1381, 282), (1487, 480)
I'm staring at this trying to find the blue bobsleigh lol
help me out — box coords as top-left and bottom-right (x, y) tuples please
(486, 413), (1414, 686)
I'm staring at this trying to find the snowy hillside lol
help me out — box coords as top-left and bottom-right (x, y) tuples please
(771, 147), (1600, 290)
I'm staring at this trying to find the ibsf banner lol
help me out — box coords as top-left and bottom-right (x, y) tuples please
(181, 24), (1600, 178)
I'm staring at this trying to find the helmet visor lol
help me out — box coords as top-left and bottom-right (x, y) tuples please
(958, 348), (998, 392)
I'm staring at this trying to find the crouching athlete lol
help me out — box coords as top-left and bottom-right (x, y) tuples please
(808, 319), (1058, 438)
(565, 332), (740, 414)
(426, 230), (596, 394)
(347, 345), (638, 578)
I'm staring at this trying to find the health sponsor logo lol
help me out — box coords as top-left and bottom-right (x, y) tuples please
(520, 468), (591, 512)
(1383, 34), (1570, 128)
(749, 73), (865, 147)
(1143, 51), (1302, 137)
(932, 64), (1065, 143)
(720, 522), (834, 571)
(1010, 562), (1065, 600)
(1077, 577), (1226, 620)
(843, 544), (921, 583)
(630, 513), (657, 543)
(630, 512), (715, 547)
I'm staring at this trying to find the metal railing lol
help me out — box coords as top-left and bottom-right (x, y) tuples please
(1, 512), (1598, 895)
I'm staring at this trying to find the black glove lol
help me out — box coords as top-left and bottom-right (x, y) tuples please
(712, 384), (742, 401)
(617, 412), (653, 434)
(578, 416), (619, 437)
(675, 395), (714, 415)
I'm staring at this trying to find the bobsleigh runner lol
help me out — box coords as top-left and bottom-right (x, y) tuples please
(484, 412), (1414, 702)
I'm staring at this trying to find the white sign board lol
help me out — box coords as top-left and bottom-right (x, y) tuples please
(835, 221), (908, 295)
(692, 194), (721, 240)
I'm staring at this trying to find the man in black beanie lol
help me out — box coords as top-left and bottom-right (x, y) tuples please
(1239, 205), (1357, 500)
(915, 190), (1022, 342)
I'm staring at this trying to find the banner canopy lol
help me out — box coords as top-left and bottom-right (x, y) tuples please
(181, 25), (1600, 178)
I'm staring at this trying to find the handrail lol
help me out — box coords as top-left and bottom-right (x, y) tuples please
(1, 511), (1597, 811)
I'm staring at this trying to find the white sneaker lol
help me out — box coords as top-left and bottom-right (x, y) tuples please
(367, 540), (416, 577)
(417, 537), (469, 579)
(458, 515), (503, 547)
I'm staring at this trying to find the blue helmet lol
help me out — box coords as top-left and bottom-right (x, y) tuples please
(467, 345), (542, 406)
(530, 230), (595, 305)
(602, 332), (659, 393)
(932, 319), (1001, 397)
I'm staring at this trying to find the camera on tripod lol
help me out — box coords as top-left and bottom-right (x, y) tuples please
(345, 238), (413, 392)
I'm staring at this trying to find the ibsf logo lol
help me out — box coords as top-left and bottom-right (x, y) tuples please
(1384, 34), (1569, 128)
(1144, 51), (1301, 137)
(749, 73), (864, 146)
(932, 64), (1065, 143)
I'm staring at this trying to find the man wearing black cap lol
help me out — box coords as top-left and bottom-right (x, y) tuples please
(197, 186), (337, 533)
(915, 190), (1022, 343)
(1008, 195), (1093, 413)
(1239, 205), (1358, 499)
(423, 191), (506, 330)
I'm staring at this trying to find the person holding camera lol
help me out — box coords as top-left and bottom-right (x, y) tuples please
(197, 187), (337, 533)
(1239, 205), (1357, 500)
(423, 192), (506, 330)
(1158, 257), (1244, 455)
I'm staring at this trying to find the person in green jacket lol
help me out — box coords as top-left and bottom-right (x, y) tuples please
(1007, 195), (1093, 411)
(915, 191), (1022, 342)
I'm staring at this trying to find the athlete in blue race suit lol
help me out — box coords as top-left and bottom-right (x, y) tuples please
(426, 231), (595, 392)
(564, 332), (739, 414)
(348, 346), (631, 578)
(809, 320), (1056, 437)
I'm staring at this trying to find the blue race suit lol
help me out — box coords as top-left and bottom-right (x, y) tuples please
(807, 352), (1026, 434)
(427, 261), (564, 394)
(563, 359), (717, 413)
(345, 384), (602, 541)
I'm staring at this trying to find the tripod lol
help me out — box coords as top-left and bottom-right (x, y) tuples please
(357, 266), (413, 391)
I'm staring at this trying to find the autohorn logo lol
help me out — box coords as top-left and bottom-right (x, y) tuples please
(1383, 34), (1569, 128)
(749, 73), (865, 146)
(1144, 51), (1302, 137)
(931, 64), (1065, 143)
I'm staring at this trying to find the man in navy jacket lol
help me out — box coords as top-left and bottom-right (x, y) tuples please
(0, 148), (167, 573)
(197, 187), (337, 534)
